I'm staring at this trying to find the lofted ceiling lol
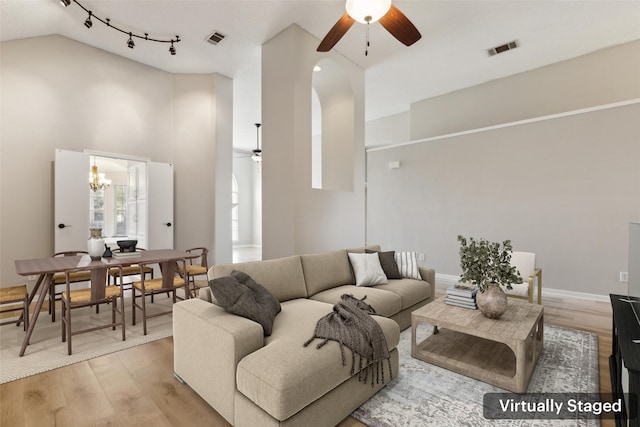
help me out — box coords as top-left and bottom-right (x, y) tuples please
(2, 0), (639, 151)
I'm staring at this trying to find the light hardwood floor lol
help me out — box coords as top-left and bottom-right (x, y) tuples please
(0, 290), (614, 427)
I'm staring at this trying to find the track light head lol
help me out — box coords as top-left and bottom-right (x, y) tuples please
(84, 12), (93, 29)
(61, 0), (180, 56)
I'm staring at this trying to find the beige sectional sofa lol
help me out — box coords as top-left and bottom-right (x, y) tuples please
(173, 246), (435, 427)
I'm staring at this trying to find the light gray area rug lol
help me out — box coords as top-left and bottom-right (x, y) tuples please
(353, 323), (599, 427)
(0, 296), (175, 384)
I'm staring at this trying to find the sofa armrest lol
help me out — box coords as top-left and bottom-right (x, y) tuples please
(173, 299), (264, 425)
(419, 267), (435, 287)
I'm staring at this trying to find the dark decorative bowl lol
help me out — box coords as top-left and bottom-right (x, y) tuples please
(116, 240), (138, 253)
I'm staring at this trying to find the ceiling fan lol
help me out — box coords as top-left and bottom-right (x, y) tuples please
(317, 0), (421, 53)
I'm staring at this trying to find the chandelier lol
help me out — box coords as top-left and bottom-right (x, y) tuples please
(89, 160), (111, 192)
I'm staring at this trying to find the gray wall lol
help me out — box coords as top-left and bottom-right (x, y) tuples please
(0, 35), (232, 285)
(367, 40), (640, 297)
(368, 102), (640, 296)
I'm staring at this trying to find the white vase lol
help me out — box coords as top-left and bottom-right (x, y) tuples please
(88, 228), (105, 261)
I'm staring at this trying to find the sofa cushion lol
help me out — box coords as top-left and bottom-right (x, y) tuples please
(212, 256), (307, 302)
(236, 299), (400, 421)
(395, 251), (423, 280)
(301, 250), (354, 296)
(372, 278), (431, 310)
(366, 249), (402, 279)
(208, 270), (281, 336)
(309, 285), (402, 318)
(348, 252), (388, 287)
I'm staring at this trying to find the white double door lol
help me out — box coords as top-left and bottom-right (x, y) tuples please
(54, 149), (174, 253)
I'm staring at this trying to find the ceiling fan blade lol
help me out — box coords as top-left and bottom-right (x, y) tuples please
(317, 13), (355, 52)
(379, 5), (422, 47)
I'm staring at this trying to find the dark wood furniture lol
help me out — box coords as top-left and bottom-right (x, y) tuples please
(0, 284), (29, 330)
(132, 259), (187, 335)
(610, 293), (640, 427)
(14, 249), (195, 357)
(61, 266), (125, 355)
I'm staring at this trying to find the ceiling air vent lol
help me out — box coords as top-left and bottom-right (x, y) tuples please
(487, 40), (519, 57)
(206, 30), (227, 45)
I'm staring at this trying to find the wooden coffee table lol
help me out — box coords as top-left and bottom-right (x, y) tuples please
(411, 296), (544, 393)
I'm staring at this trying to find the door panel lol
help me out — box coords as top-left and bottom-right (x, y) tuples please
(148, 162), (173, 250)
(54, 149), (90, 253)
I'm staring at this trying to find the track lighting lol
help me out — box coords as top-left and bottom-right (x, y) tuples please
(84, 11), (93, 29)
(61, 0), (180, 56)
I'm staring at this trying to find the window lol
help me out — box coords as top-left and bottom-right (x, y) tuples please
(114, 185), (128, 236)
(89, 189), (105, 229)
(232, 174), (239, 242)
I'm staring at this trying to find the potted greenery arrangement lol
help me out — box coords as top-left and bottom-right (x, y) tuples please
(457, 235), (522, 319)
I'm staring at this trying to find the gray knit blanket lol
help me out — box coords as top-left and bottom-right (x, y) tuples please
(304, 294), (392, 386)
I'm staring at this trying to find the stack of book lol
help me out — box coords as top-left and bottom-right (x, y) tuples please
(445, 284), (478, 309)
(112, 250), (142, 259)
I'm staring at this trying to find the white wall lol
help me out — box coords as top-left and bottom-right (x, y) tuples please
(367, 40), (640, 297)
(365, 111), (410, 148)
(233, 153), (260, 247)
(261, 25), (366, 259)
(172, 73), (233, 265)
(410, 40), (640, 140)
(0, 35), (232, 284)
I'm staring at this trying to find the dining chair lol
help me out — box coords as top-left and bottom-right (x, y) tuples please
(132, 259), (187, 335)
(177, 247), (209, 298)
(61, 266), (125, 355)
(50, 251), (91, 322)
(107, 247), (154, 289)
(0, 284), (29, 331)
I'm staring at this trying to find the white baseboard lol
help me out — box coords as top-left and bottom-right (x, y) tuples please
(435, 273), (610, 303)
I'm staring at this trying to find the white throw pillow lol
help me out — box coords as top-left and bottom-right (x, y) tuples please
(395, 251), (423, 280)
(348, 252), (389, 287)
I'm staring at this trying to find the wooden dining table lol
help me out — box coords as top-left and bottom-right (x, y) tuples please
(14, 249), (196, 357)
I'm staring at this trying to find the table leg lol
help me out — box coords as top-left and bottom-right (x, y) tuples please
(19, 273), (52, 357)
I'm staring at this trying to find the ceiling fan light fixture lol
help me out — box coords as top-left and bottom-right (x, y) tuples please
(345, 0), (391, 24)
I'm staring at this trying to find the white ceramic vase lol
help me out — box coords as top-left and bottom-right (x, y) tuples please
(88, 228), (105, 260)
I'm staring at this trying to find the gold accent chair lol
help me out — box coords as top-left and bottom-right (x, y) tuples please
(0, 285), (29, 330)
(178, 247), (209, 298)
(132, 259), (187, 335)
(505, 251), (542, 304)
(61, 266), (125, 355)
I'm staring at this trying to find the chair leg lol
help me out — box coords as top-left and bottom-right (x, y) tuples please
(120, 295), (126, 342)
(23, 297), (29, 331)
(132, 288), (137, 326)
(141, 289), (148, 336)
(61, 299), (66, 343)
(112, 296), (116, 331)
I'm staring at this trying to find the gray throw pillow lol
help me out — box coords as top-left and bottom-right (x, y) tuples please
(208, 270), (281, 336)
(366, 249), (402, 279)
